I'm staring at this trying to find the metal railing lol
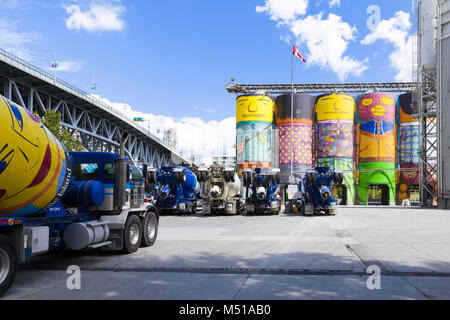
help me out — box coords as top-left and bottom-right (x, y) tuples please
(0, 48), (187, 161)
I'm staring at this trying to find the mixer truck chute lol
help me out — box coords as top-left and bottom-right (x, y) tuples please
(243, 168), (281, 215)
(198, 166), (244, 215)
(149, 167), (201, 214)
(0, 95), (159, 296)
(303, 167), (343, 216)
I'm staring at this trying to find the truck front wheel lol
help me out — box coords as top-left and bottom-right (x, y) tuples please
(123, 215), (142, 254)
(141, 212), (158, 248)
(0, 235), (17, 297)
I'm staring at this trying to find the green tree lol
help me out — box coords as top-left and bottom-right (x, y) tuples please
(35, 110), (85, 152)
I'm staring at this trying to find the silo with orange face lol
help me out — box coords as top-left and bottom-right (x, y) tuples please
(355, 93), (397, 205)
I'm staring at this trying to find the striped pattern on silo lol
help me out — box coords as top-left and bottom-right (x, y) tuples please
(397, 93), (420, 205)
(355, 93), (397, 205)
(275, 94), (315, 184)
(315, 94), (356, 205)
(236, 95), (274, 175)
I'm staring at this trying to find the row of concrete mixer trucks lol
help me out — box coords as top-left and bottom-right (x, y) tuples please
(0, 94), (343, 296)
(147, 166), (283, 216)
(147, 165), (344, 217)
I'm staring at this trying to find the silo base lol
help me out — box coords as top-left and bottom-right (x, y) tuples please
(356, 162), (396, 206)
(317, 158), (355, 206)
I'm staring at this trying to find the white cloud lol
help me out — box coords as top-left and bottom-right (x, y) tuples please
(0, 0), (19, 9)
(256, 0), (368, 81)
(361, 11), (413, 81)
(0, 20), (41, 61)
(193, 106), (216, 114)
(256, 0), (308, 23)
(64, 0), (126, 32)
(290, 13), (368, 81)
(91, 95), (236, 163)
(329, 0), (341, 8)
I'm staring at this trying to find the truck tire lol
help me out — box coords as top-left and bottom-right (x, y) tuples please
(333, 172), (344, 185)
(306, 173), (316, 185)
(141, 212), (158, 248)
(224, 171), (231, 183)
(123, 215), (143, 254)
(187, 202), (197, 215)
(0, 235), (17, 297)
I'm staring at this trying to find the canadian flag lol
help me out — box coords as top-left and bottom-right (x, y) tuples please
(293, 45), (307, 63)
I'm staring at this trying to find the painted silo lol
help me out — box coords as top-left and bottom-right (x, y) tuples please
(397, 93), (420, 205)
(315, 94), (356, 205)
(355, 93), (397, 205)
(236, 95), (274, 175)
(275, 94), (315, 184)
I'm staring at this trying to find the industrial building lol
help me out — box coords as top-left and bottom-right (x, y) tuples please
(226, 0), (450, 209)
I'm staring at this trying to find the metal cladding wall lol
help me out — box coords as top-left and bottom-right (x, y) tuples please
(0, 95), (70, 217)
(355, 93), (397, 205)
(397, 93), (420, 204)
(315, 94), (356, 205)
(439, 1), (450, 207)
(236, 95), (274, 175)
(275, 94), (314, 184)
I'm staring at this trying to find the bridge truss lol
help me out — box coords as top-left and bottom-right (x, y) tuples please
(0, 49), (191, 168)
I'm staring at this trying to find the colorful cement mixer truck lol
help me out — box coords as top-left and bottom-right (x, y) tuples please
(242, 168), (281, 215)
(197, 165), (244, 215)
(303, 167), (344, 216)
(0, 96), (159, 296)
(148, 167), (201, 214)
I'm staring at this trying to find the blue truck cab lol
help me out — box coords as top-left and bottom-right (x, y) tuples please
(0, 152), (159, 297)
(148, 167), (201, 214)
(242, 168), (281, 215)
(303, 167), (344, 216)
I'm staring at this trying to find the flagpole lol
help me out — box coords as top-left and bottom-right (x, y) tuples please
(290, 44), (294, 184)
(53, 53), (57, 84)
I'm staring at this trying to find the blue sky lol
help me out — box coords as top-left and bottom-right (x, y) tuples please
(0, 0), (416, 160)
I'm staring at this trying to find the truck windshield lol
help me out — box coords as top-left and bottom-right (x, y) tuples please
(131, 166), (144, 182)
(73, 163), (99, 180)
(104, 163), (115, 180)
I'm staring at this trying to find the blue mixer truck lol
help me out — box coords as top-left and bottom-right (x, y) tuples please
(0, 96), (159, 296)
(303, 167), (344, 216)
(148, 167), (201, 214)
(242, 168), (281, 215)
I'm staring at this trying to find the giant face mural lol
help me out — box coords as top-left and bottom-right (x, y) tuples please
(357, 93), (396, 123)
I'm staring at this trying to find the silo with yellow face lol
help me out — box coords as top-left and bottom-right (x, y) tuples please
(314, 94), (356, 205)
(0, 96), (71, 217)
(236, 95), (274, 175)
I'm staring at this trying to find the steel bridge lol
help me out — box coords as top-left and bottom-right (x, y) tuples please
(0, 48), (191, 168)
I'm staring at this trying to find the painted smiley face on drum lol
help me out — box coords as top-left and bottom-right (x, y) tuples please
(0, 96), (68, 217)
(357, 93), (396, 122)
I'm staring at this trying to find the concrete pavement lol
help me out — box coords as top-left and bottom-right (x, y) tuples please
(2, 207), (450, 300)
